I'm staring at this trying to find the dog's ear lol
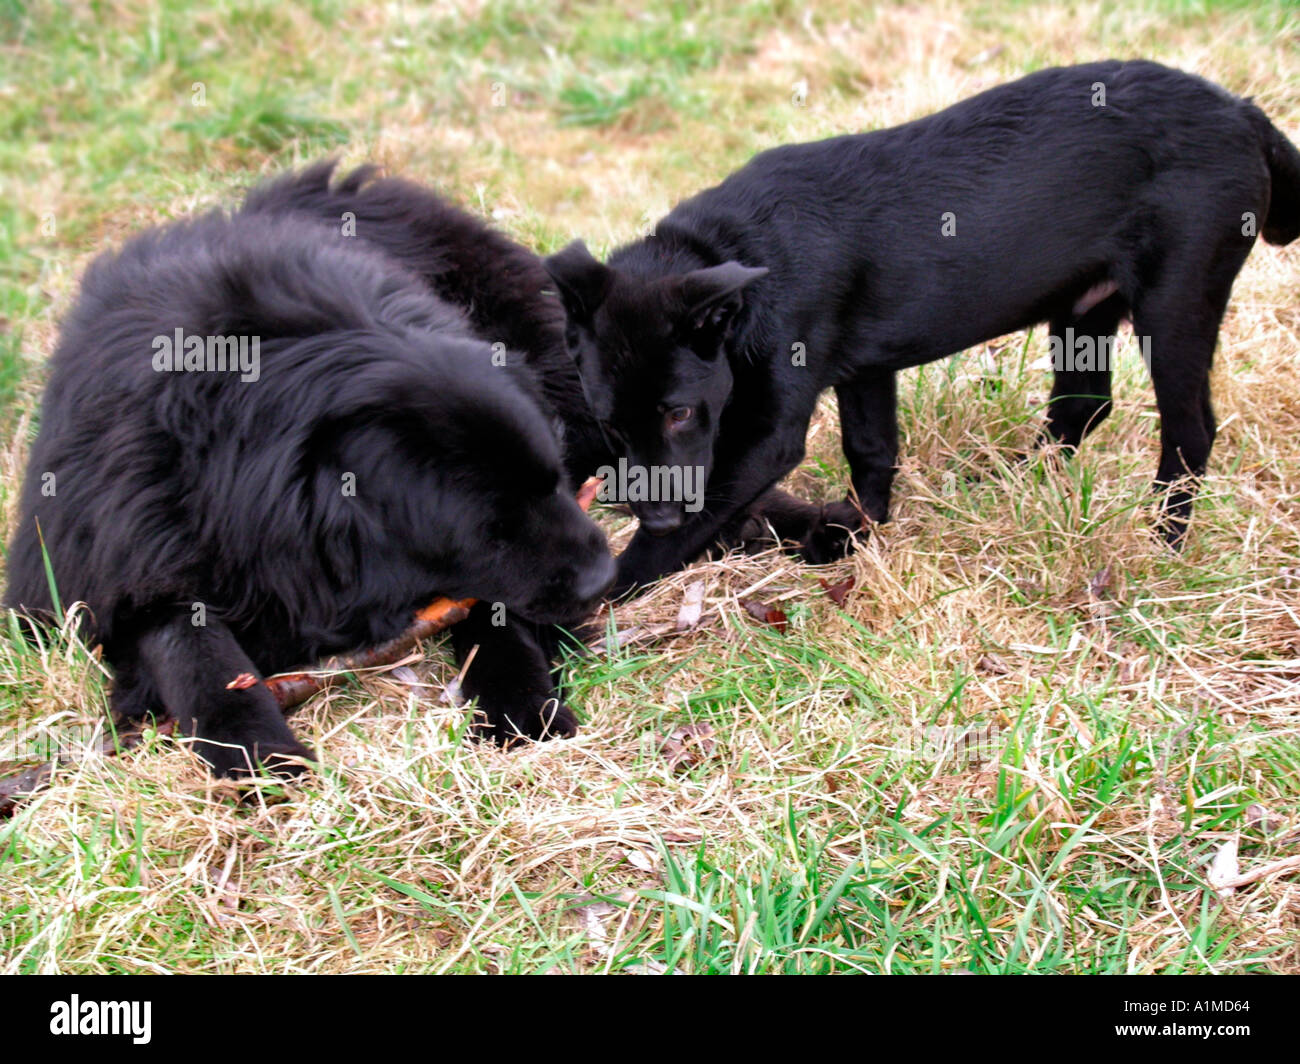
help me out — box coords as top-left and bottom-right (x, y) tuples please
(544, 240), (611, 323)
(675, 262), (768, 343)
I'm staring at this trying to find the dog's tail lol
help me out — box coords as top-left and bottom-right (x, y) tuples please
(1247, 105), (1300, 245)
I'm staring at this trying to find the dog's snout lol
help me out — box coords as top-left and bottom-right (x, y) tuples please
(573, 552), (617, 603)
(636, 502), (684, 535)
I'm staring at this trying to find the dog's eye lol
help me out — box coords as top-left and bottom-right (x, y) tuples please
(669, 406), (693, 424)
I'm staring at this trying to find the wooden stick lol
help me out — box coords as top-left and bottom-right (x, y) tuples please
(254, 596), (476, 710)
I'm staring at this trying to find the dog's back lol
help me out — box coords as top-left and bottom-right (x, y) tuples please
(240, 162), (611, 480)
(648, 60), (1296, 357)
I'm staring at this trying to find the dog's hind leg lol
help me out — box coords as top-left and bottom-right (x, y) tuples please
(131, 611), (314, 778)
(1040, 291), (1128, 452)
(1130, 245), (1246, 547)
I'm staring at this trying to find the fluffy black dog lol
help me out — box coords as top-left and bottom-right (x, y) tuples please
(238, 163), (623, 750)
(5, 165), (615, 777)
(544, 60), (1300, 593)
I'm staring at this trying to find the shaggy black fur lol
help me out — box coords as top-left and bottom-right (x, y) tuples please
(237, 163), (627, 753)
(5, 164), (615, 777)
(545, 60), (1300, 593)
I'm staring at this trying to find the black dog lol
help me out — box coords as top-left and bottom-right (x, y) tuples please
(238, 163), (622, 749)
(5, 166), (615, 777)
(544, 60), (1300, 593)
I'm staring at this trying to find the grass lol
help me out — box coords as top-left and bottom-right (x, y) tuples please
(0, 0), (1298, 973)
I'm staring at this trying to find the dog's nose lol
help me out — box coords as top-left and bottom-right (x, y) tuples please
(573, 553), (617, 603)
(636, 503), (684, 535)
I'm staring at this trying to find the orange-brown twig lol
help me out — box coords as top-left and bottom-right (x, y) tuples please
(259, 597), (476, 710)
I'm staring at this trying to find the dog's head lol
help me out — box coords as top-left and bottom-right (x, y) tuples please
(427, 347), (616, 625)
(457, 464), (615, 626)
(319, 330), (615, 627)
(543, 240), (766, 534)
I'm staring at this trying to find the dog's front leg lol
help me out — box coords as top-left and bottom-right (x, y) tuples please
(451, 602), (577, 745)
(715, 487), (829, 555)
(766, 369), (901, 565)
(613, 429), (810, 594)
(836, 369), (898, 525)
(132, 611), (314, 779)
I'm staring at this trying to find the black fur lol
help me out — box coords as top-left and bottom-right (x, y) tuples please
(5, 164), (615, 777)
(545, 60), (1300, 593)
(241, 163), (613, 485)
(237, 163), (623, 747)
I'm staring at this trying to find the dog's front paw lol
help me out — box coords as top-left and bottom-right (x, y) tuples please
(193, 733), (315, 780)
(714, 509), (785, 555)
(187, 701), (315, 780)
(799, 501), (864, 564)
(473, 699), (579, 748)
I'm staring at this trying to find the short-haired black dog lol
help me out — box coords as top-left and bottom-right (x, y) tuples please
(5, 164), (615, 777)
(545, 60), (1300, 594)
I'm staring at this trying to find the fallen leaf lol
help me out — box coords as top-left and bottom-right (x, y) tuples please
(975, 654), (1009, 676)
(576, 474), (604, 512)
(589, 622), (676, 654)
(1207, 836), (1241, 898)
(620, 848), (658, 874)
(819, 575), (855, 607)
(625, 959), (676, 975)
(388, 665), (421, 686)
(568, 894), (623, 962)
(1214, 853), (1300, 890)
(573, 896), (617, 945)
(1088, 567), (1113, 600)
(660, 723), (718, 772)
(741, 598), (788, 634)
(0, 763), (55, 817)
